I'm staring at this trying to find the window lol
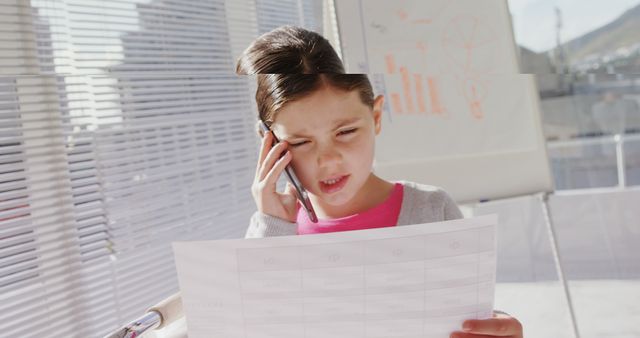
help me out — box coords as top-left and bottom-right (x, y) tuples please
(0, 0), (325, 336)
(510, 0), (640, 189)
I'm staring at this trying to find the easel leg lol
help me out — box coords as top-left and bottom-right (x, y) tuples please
(539, 192), (581, 338)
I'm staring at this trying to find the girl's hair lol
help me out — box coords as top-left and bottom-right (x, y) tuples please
(236, 25), (374, 126)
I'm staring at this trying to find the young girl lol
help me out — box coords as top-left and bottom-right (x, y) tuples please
(238, 26), (523, 338)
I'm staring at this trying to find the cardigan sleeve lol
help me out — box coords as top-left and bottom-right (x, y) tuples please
(441, 189), (464, 220)
(244, 211), (298, 238)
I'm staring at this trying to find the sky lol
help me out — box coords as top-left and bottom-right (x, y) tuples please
(508, 0), (640, 52)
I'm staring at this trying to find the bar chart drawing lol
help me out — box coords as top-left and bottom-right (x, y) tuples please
(380, 52), (453, 119)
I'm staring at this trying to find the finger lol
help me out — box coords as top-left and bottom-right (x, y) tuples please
(285, 181), (301, 203)
(462, 317), (522, 336)
(256, 131), (274, 174)
(263, 150), (292, 187)
(450, 332), (506, 338)
(281, 182), (300, 211)
(285, 182), (297, 197)
(284, 183), (303, 212)
(492, 310), (511, 318)
(258, 141), (289, 181)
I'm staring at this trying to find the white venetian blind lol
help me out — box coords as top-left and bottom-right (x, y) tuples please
(0, 0), (326, 337)
(256, 0), (324, 34)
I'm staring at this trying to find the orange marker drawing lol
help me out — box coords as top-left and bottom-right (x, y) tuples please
(414, 73), (426, 113)
(397, 9), (408, 21)
(391, 93), (403, 114)
(416, 42), (428, 72)
(441, 16), (497, 76)
(416, 42), (427, 55)
(385, 54), (396, 74)
(400, 66), (415, 114)
(469, 84), (484, 119)
(470, 101), (483, 119)
(427, 77), (445, 115)
(411, 18), (433, 25)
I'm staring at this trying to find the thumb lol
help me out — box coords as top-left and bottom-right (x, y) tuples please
(285, 181), (297, 197)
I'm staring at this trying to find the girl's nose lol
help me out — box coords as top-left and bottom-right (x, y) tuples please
(316, 146), (342, 167)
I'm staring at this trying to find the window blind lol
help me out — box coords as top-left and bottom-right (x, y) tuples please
(256, 0), (302, 33)
(1, 0), (325, 337)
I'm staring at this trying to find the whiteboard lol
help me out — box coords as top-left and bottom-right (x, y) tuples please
(334, 0), (553, 203)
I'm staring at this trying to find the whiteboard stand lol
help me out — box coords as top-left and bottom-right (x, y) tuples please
(538, 192), (581, 338)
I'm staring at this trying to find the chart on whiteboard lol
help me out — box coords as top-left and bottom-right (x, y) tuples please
(337, 0), (518, 74)
(370, 73), (539, 161)
(336, 0), (538, 160)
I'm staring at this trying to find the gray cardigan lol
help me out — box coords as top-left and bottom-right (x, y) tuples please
(245, 180), (463, 238)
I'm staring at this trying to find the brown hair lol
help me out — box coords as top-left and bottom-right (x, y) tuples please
(235, 26), (374, 126)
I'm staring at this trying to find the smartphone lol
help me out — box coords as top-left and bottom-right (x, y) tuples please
(259, 121), (318, 223)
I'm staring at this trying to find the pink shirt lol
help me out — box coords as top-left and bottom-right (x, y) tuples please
(297, 183), (404, 235)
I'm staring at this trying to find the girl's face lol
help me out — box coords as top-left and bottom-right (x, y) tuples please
(271, 85), (384, 208)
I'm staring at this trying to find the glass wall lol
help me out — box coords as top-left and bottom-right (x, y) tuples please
(509, 0), (640, 190)
(505, 2), (640, 338)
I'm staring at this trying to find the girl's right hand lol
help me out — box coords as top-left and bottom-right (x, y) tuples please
(252, 130), (299, 222)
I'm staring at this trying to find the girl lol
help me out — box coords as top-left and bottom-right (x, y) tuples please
(239, 26), (523, 338)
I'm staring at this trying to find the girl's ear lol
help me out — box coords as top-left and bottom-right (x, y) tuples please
(256, 120), (265, 138)
(373, 94), (384, 135)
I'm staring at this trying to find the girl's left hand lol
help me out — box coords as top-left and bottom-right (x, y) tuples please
(450, 312), (523, 338)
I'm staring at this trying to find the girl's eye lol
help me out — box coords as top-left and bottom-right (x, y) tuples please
(290, 129), (357, 147)
(338, 128), (357, 136)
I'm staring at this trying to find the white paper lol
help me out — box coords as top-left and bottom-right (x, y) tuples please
(173, 215), (498, 338)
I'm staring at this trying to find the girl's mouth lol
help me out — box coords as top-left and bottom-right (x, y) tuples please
(319, 174), (350, 194)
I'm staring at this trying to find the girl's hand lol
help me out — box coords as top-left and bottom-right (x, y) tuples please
(450, 312), (523, 338)
(252, 130), (299, 222)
